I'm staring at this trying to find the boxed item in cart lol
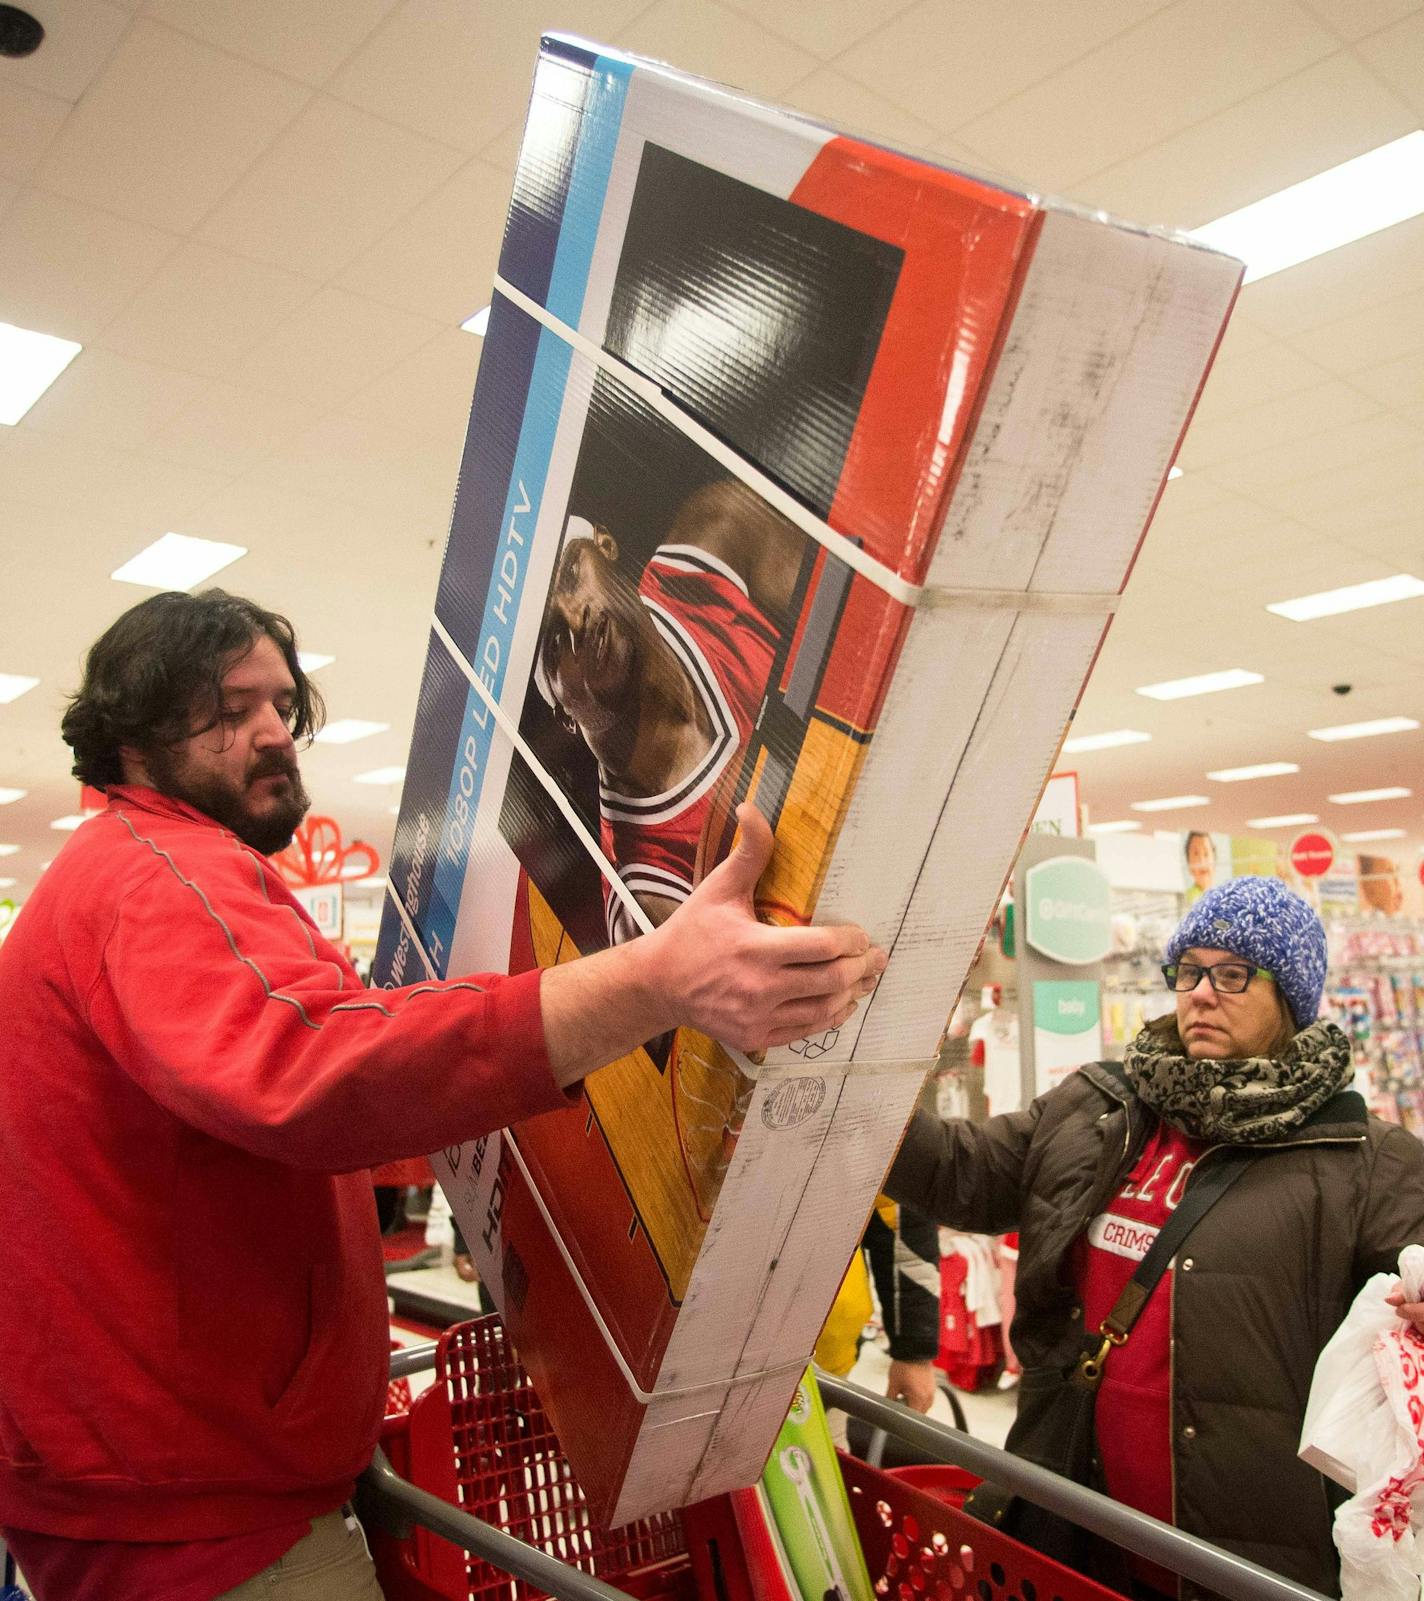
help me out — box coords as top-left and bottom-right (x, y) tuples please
(373, 33), (1241, 1524)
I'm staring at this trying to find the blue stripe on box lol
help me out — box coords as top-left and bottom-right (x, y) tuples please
(375, 631), (470, 985)
(425, 326), (575, 971)
(436, 295), (540, 657)
(544, 54), (631, 327)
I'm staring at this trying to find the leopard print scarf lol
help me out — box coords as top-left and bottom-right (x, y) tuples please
(1123, 1018), (1354, 1144)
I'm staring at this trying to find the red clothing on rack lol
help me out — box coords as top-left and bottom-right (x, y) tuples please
(935, 1250), (1001, 1391)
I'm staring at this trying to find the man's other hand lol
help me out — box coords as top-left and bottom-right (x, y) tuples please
(643, 803), (886, 1053)
(886, 1357), (938, 1414)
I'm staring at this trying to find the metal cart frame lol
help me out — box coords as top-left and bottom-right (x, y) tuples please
(363, 1337), (1331, 1601)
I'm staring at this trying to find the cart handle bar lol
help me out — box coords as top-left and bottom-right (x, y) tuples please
(359, 1445), (644, 1601)
(815, 1371), (1329, 1601)
(388, 1340), (439, 1380)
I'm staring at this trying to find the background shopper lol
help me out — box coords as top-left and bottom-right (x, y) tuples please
(888, 876), (1424, 1597)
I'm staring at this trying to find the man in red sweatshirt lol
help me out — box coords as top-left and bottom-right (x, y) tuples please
(0, 589), (883, 1601)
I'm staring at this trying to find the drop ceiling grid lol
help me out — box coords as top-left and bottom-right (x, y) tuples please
(0, 0), (1419, 893)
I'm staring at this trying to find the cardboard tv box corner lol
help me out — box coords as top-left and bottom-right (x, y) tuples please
(373, 33), (1242, 1526)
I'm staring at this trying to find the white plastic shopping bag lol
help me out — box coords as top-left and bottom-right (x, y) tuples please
(1300, 1244), (1424, 1601)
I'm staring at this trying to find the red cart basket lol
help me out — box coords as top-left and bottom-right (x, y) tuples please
(366, 1318), (1126, 1601)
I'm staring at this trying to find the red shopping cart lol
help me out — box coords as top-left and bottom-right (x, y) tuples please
(363, 1319), (1198, 1601)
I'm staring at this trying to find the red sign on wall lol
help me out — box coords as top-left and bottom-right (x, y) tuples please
(1290, 832), (1335, 878)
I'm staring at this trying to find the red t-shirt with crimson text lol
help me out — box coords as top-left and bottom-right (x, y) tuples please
(1073, 1120), (1207, 1592)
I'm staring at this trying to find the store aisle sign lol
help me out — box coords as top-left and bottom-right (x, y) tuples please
(1024, 856), (1112, 965)
(1290, 831), (1335, 878)
(1033, 979), (1102, 1094)
(292, 882), (343, 939)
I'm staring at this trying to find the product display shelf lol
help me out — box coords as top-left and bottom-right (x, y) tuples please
(1098, 890), (1180, 1060)
(1323, 919), (1424, 1136)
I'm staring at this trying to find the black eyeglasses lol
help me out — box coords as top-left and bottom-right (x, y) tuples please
(1161, 960), (1274, 995)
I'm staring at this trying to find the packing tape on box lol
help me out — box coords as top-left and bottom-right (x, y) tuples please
(491, 273), (1120, 620)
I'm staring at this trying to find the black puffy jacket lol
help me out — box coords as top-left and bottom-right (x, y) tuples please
(887, 1062), (1424, 1598)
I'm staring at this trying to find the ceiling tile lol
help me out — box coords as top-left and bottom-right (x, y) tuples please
(1180, 378), (1382, 467)
(0, 82), (73, 183)
(0, 188), (176, 344)
(142, 0), (401, 86)
(1203, 413), (1422, 495)
(143, 381), (326, 477)
(250, 414), (458, 523)
(100, 242), (317, 375)
(17, 348), (207, 451)
(1295, 293), (1424, 376)
(779, 66), (941, 150)
(0, 429), (232, 527)
(1247, 440), (1424, 522)
(331, 0), (648, 154)
(956, 0), (1338, 194)
(0, 0), (130, 103)
(841, 0), (1170, 134)
(225, 286), (444, 408)
(0, 175), (18, 223)
(197, 96), (465, 282)
(1298, 0), (1424, 41)
(1354, 9), (1424, 117)
(340, 328), (482, 435)
(617, 0), (818, 100)
(1349, 353), (1424, 410)
(1073, 51), (1417, 232)
(34, 18), (310, 233)
(721, 0), (919, 59)
(334, 157), (509, 324)
(1190, 341), (1331, 425)
(1241, 212), (1424, 337)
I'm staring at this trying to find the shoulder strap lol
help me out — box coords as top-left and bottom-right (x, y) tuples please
(1104, 1148), (1253, 1339)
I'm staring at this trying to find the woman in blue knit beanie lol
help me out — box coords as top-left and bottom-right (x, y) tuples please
(888, 874), (1424, 1599)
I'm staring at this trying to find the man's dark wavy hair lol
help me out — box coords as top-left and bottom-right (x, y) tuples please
(62, 590), (325, 790)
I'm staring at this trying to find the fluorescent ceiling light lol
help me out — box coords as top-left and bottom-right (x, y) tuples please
(50, 811), (99, 831)
(0, 674), (39, 704)
(354, 873), (387, 888)
(1309, 717), (1419, 742)
(0, 845), (18, 857)
(0, 788), (25, 805)
(112, 532), (246, 591)
(354, 766), (406, 785)
(314, 719), (390, 745)
(0, 320), (82, 425)
(1061, 729), (1151, 754)
(1136, 669), (1263, 701)
(461, 305), (491, 335)
(1206, 762), (1300, 782)
(1343, 828), (1407, 842)
(1328, 787), (1412, 805)
(1087, 820), (1141, 834)
(1130, 795), (1211, 812)
(0, 878), (14, 889)
(298, 652), (335, 672)
(1193, 132), (1424, 284)
(1247, 813), (1319, 829)
(1267, 574), (1424, 622)
(1167, 466), (1183, 480)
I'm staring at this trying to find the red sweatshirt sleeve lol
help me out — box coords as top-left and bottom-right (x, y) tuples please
(85, 829), (568, 1171)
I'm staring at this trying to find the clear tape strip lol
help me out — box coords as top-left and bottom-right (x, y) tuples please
(490, 273), (1121, 619)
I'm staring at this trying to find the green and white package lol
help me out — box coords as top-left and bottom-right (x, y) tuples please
(759, 1369), (874, 1601)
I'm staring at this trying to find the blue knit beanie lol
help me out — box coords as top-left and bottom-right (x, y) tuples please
(1165, 876), (1327, 1028)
